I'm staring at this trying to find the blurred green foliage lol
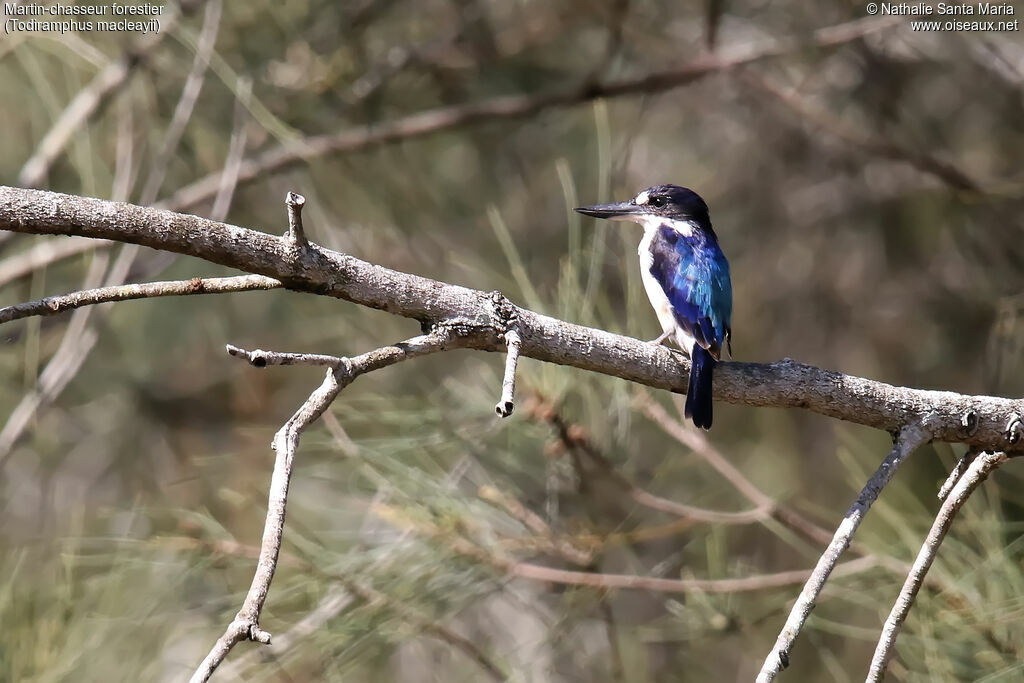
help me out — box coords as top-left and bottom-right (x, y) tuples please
(1, 0), (1024, 681)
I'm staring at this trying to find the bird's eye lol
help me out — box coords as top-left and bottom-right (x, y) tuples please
(650, 196), (665, 208)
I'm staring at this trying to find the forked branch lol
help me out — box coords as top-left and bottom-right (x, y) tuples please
(866, 450), (1011, 682)
(189, 330), (457, 683)
(756, 419), (936, 682)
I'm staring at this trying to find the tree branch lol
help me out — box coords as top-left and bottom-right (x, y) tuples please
(284, 191), (308, 248)
(495, 327), (522, 417)
(937, 447), (980, 501)
(2, 186), (1021, 454)
(866, 450), (1011, 682)
(215, 455), (476, 681)
(225, 343), (348, 368)
(189, 329), (457, 683)
(756, 420), (936, 682)
(0, 275), (280, 325)
(3, 185), (1015, 680)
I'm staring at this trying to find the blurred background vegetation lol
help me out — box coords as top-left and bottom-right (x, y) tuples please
(2, 0), (1024, 680)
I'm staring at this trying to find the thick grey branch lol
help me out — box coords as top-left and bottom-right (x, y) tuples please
(866, 450), (1010, 682)
(756, 420), (935, 682)
(2, 186), (1021, 454)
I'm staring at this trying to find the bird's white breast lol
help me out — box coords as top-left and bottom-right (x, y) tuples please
(637, 222), (697, 353)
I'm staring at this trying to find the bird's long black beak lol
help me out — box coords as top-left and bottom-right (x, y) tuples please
(573, 200), (641, 220)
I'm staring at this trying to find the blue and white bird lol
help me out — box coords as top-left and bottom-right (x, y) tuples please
(575, 185), (732, 429)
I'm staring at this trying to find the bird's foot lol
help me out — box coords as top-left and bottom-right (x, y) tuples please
(647, 330), (672, 346)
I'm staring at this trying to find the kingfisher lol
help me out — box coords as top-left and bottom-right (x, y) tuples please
(575, 185), (732, 429)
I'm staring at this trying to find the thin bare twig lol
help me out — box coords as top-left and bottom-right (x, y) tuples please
(190, 330), (455, 683)
(189, 370), (341, 683)
(756, 419), (936, 682)
(0, 275), (280, 326)
(495, 327), (521, 417)
(225, 344), (346, 368)
(866, 451), (1010, 682)
(938, 448), (980, 500)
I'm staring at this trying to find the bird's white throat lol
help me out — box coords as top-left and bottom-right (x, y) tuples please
(637, 215), (696, 237)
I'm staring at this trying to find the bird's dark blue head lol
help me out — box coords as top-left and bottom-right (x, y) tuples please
(574, 184), (713, 235)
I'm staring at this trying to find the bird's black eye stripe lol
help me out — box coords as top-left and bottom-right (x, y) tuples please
(650, 196), (665, 208)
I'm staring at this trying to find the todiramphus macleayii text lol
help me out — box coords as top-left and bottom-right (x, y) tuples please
(575, 185), (732, 429)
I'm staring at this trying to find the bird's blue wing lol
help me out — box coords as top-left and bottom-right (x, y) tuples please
(649, 224), (732, 358)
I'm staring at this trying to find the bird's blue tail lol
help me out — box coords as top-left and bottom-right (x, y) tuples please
(684, 344), (716, 430)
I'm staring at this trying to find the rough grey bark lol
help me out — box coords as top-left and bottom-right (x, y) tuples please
(2, 185), (1021, 454)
